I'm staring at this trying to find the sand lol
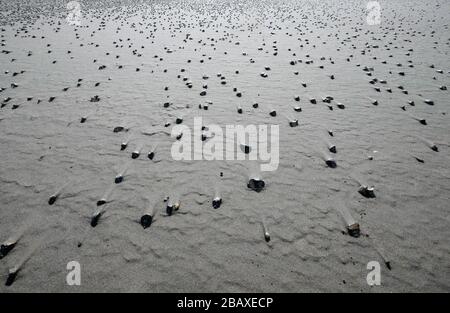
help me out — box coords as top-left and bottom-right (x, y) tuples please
(0, 0), (449, 292)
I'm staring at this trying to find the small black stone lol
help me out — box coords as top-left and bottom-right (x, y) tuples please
(212, 198), (222, 209)
(48, 195), (57, 205)
(0, 243), (15, 259)
(358, 186), (376, 198)
(247, 179), (265, 192)
(385, 262), (392, 270)
(329, 145), (337, 153)
(325, 159), (337, 168)
(91, 214), (101, 227)
(5, 271), (17, 287)
(347, 224), (360, 238)
(140, 215), (153, 229)
(289, 120), (298, 127)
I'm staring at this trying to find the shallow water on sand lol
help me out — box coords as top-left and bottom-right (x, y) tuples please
(0, 0), (449, 292)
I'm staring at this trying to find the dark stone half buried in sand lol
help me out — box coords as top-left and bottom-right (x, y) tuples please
(325, 158), (337, 168)
(289, 120), (298, 127)
(269, 110), (276, 117)
(131, 151), (140, 159)
(240, 144), (251, 154)
(166, 202), (179, 216)
(48, 195), (58, 205)
(212, 197), (222, 209)
(264, 232), (271, 243)
(91, 213), (101, 227)
(0, 243), (16, 259)
(113, 126), (125, 133)
(346, 223), (361, 238)
(148, 152), (154, 160)
(247, 179), (265, 192)
(115, 175), (123, 184)
(358, 186), (376, 198)
(5, 270), (18, 287)
(120, 142), (128, 151)
(140, 214), (153, 229)
(329, 145), (337, 153)
(90, 95), (100, 102)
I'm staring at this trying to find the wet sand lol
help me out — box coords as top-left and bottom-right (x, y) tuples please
(0, 0), (449, 292)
